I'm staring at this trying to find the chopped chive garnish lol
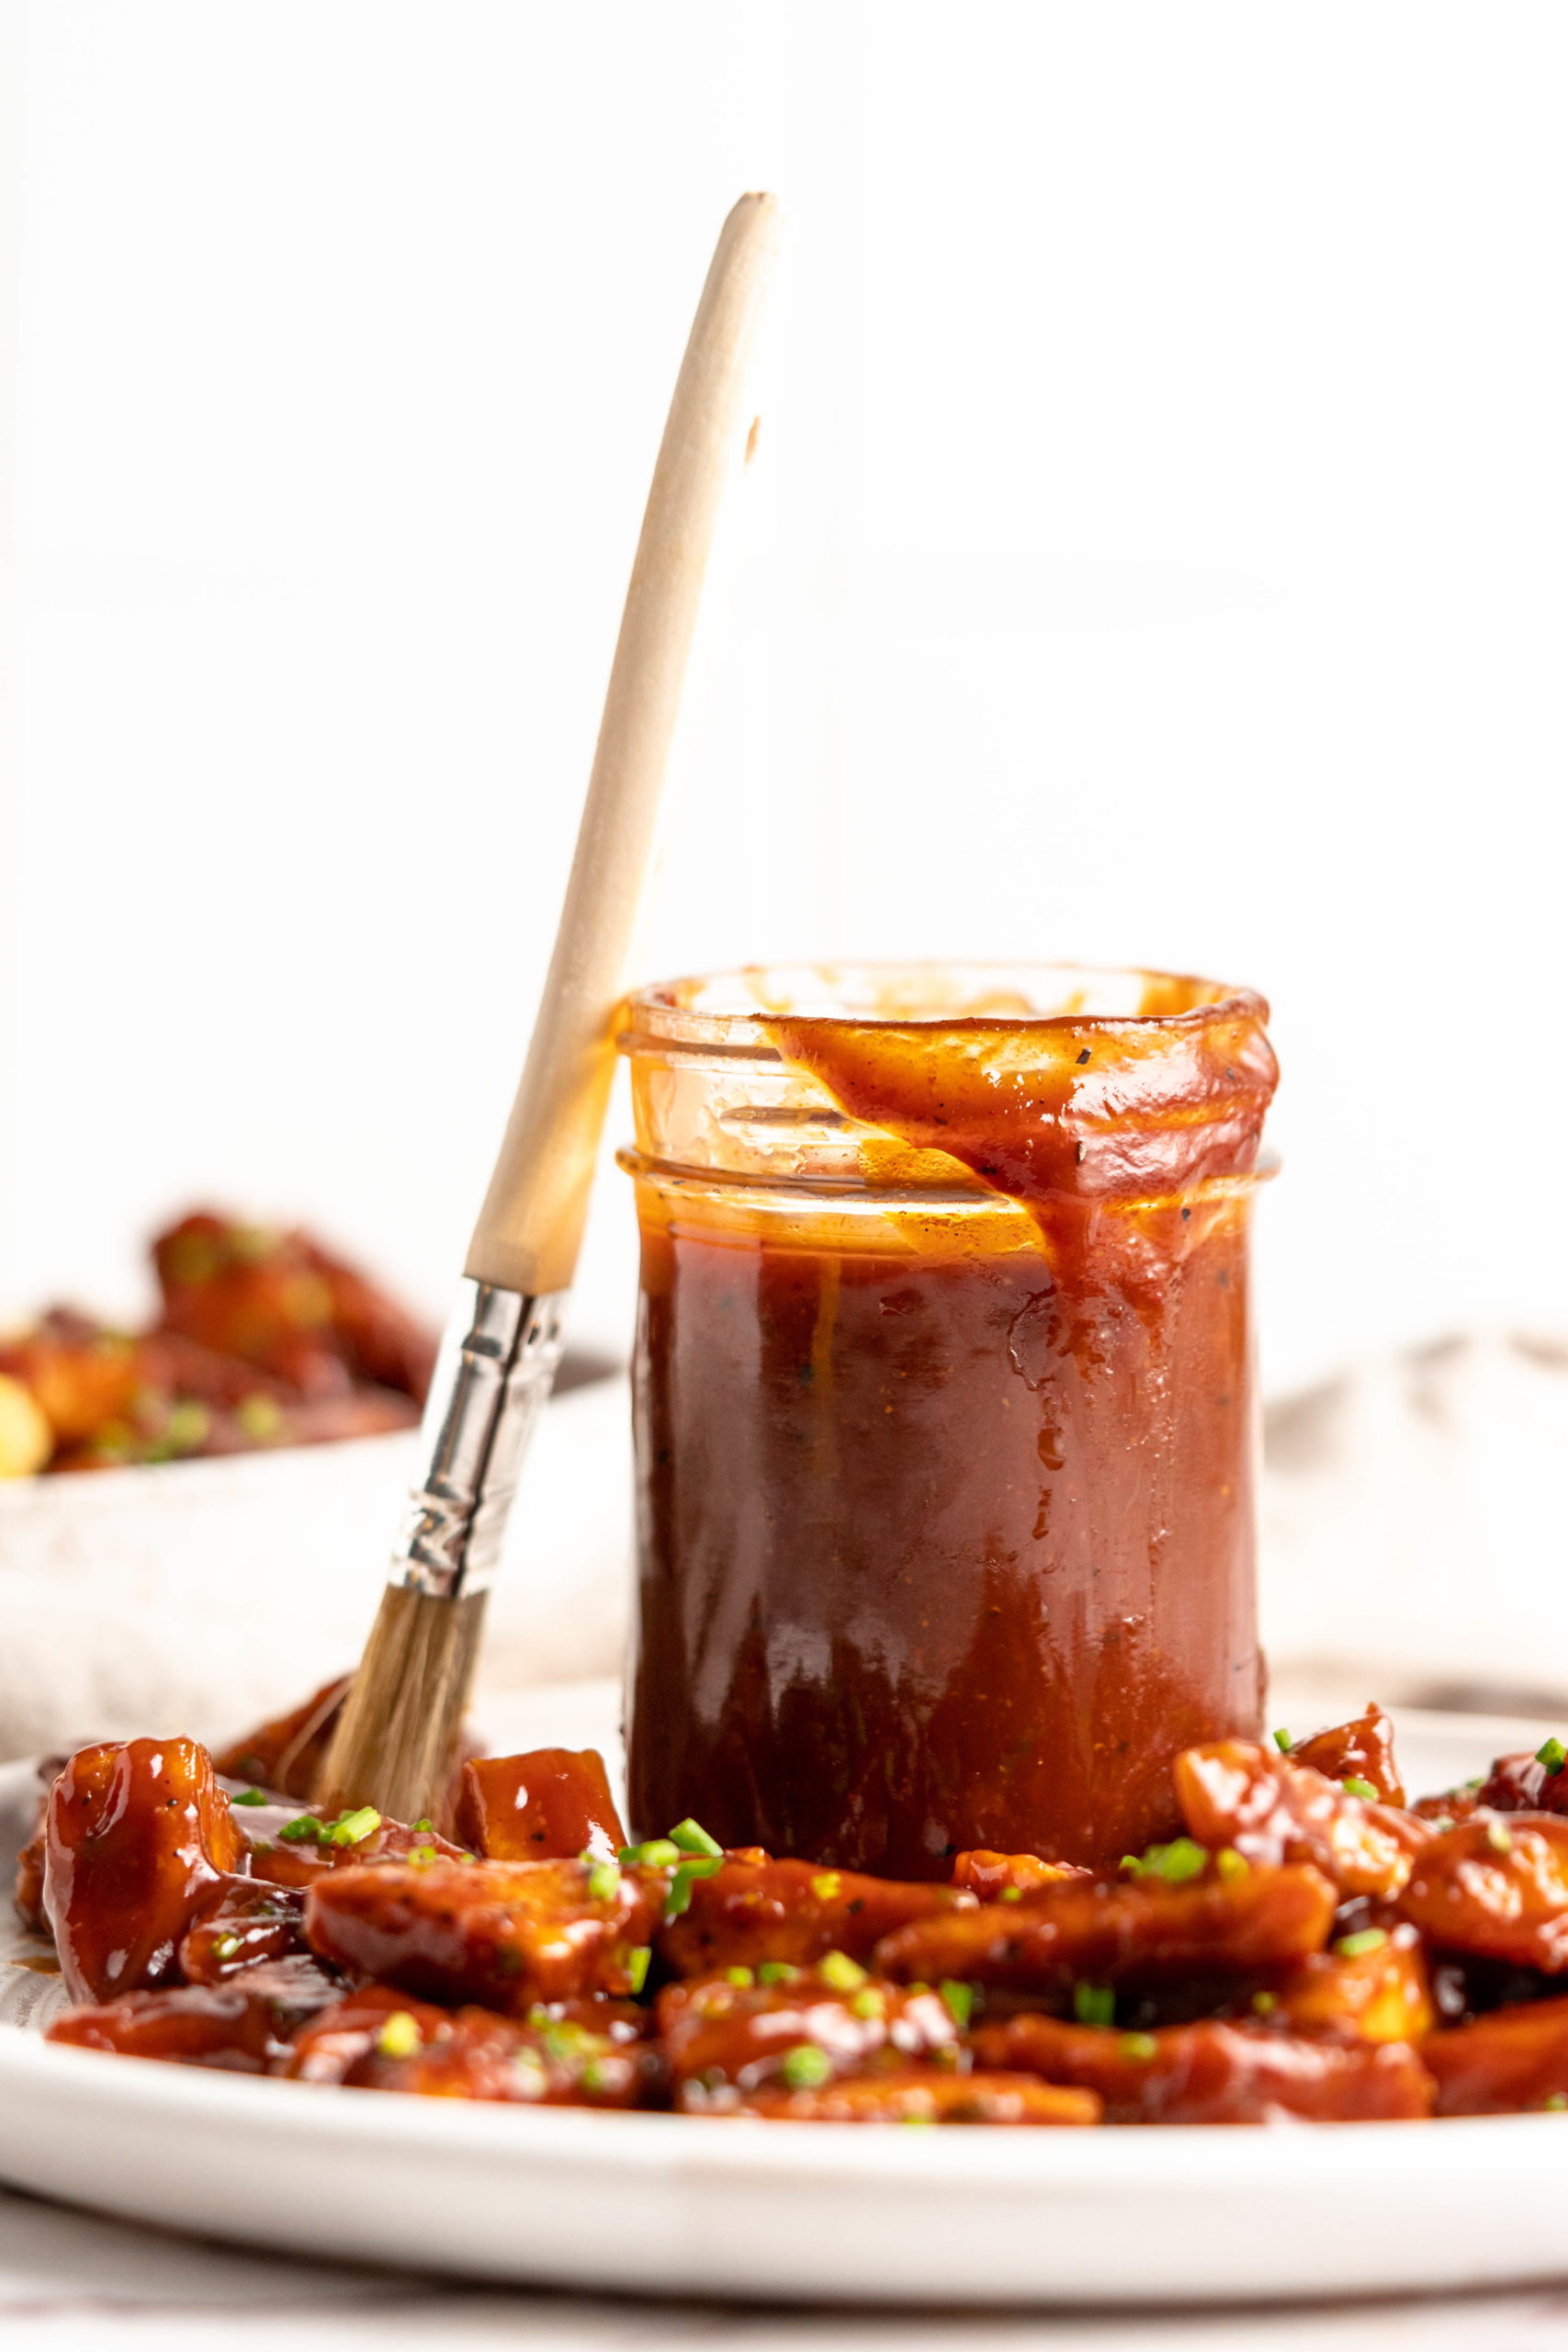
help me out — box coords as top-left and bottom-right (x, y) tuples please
(998, 1884), (1024, 1903)
(725, 1965), (754, 1987)
(1251, 1989), (1278, 2016)
(850, 1985), (886, 2019)
(278, 1806), (380, 1848)
(938, 1979), (973, 2030)
(1431, 1815), (1455, 1835)
(1157, 1838), (1209, 1883)
(1341, 1777), (1378, 1802)
(818, 1950), (868, 1993)
(1123, 1838), (1209, 1884)
(780, 2042), (834, 2089)
(1120, 2032), (1157, 2062)
(587, 1858), (622, 1905)
(810, 1872), (843, 1904)
(1272, 1728), (1292, 1753)
(1073, 1982), (1114, 2028)
(1545, 2091), (1568, 2111)
(408, 1844), (438, 1869)
(236, 1393), (284, 1442)
(667, 1817), (724, 1859)
(1216, 1848), (1249, 1883)
(231, 1788), (268, 1807)
(618, 1838), (681, 1870)
(1539, 1739), (1568, 1776)
(662, 1853), (724, 1919)
(1486, 1818), (1515, 1854)
(758, 1961), (798, 1986)
(164, 1400), (210, 1452)
(376, 2010), (422, 2060)
(1334, 1927), (1389, 1959)
(212, 1933), (242, 1962)
(623, 1945), (652, 1996)
(410, 1817), (434, 1834)
(329, 1806), (381, 1848)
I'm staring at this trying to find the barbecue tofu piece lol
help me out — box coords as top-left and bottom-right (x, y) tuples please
(1422, 1993), (1568, 2115)
(971, 2013), (1434, 2123)
(457, 1749), (626, 1864)
(304, 1856), (665, 2010)
(288, 1982), (660, 2105)
(48, 1959), (341, 2071)
(659, 1857), (973, 1975)
(1289, 1706), (1406, 1808)
(1173, 1740), (1427, 1900)
(658, 1958), (960, 2110)
(1398, 1815), (1568, 1973)
(951, 1850), (1089, 1900)
(43, 1738), (243, 2003)
(874, 1863), (1337, 1995)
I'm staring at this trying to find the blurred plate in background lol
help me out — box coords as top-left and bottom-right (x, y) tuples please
(0, 1373), (630, 1760)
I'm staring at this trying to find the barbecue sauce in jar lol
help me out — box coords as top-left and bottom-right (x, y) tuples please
(620, 965), (1278, 1877)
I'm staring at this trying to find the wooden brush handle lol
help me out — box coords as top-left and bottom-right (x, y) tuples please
(465, 191), (781, 1297)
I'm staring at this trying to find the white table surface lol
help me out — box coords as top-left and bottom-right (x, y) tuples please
(5, 2175), (1568, 2351)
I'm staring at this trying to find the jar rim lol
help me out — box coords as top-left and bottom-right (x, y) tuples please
(622, 960), (1268, 1053)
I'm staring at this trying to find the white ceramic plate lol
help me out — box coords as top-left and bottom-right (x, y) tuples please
(4, 1687), (1568, 2309)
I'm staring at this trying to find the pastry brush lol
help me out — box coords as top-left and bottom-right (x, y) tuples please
(316, 192), (782, 1822)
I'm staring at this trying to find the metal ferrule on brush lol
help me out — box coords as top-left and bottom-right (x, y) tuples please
(389, 1279), (569, 1600)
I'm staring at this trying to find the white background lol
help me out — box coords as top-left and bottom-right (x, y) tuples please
(1, 3), (1564, 1393)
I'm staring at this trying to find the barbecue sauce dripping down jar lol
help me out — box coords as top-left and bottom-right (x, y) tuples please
(618, 964), (1279, 1877)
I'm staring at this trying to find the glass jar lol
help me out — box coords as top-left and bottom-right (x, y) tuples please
(618, 962), (1278, 1876)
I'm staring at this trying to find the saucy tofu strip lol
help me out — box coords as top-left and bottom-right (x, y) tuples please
(304, 1858), (667, 2009)
(970, 2015), (1434, 2123)
(873, 1864), (1337, 1993)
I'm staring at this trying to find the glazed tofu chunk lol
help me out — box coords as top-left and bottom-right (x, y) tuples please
(874, 1863), (1337, 1995)
(304, 1856), (666, 2010)
(1174, 1740), (1427, 1900)
(48, 1959), (341, 2072)
(658, 1856), (973, 1975)
(457, 1748), (626, 1864)
(43, 1738), (243, 2003)
(970, 2013), (1434, 2122)
(1397, 1815), (1568, 1972)
(658, 1956), (960, 2110)
(288, 1983), (660, 2105)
